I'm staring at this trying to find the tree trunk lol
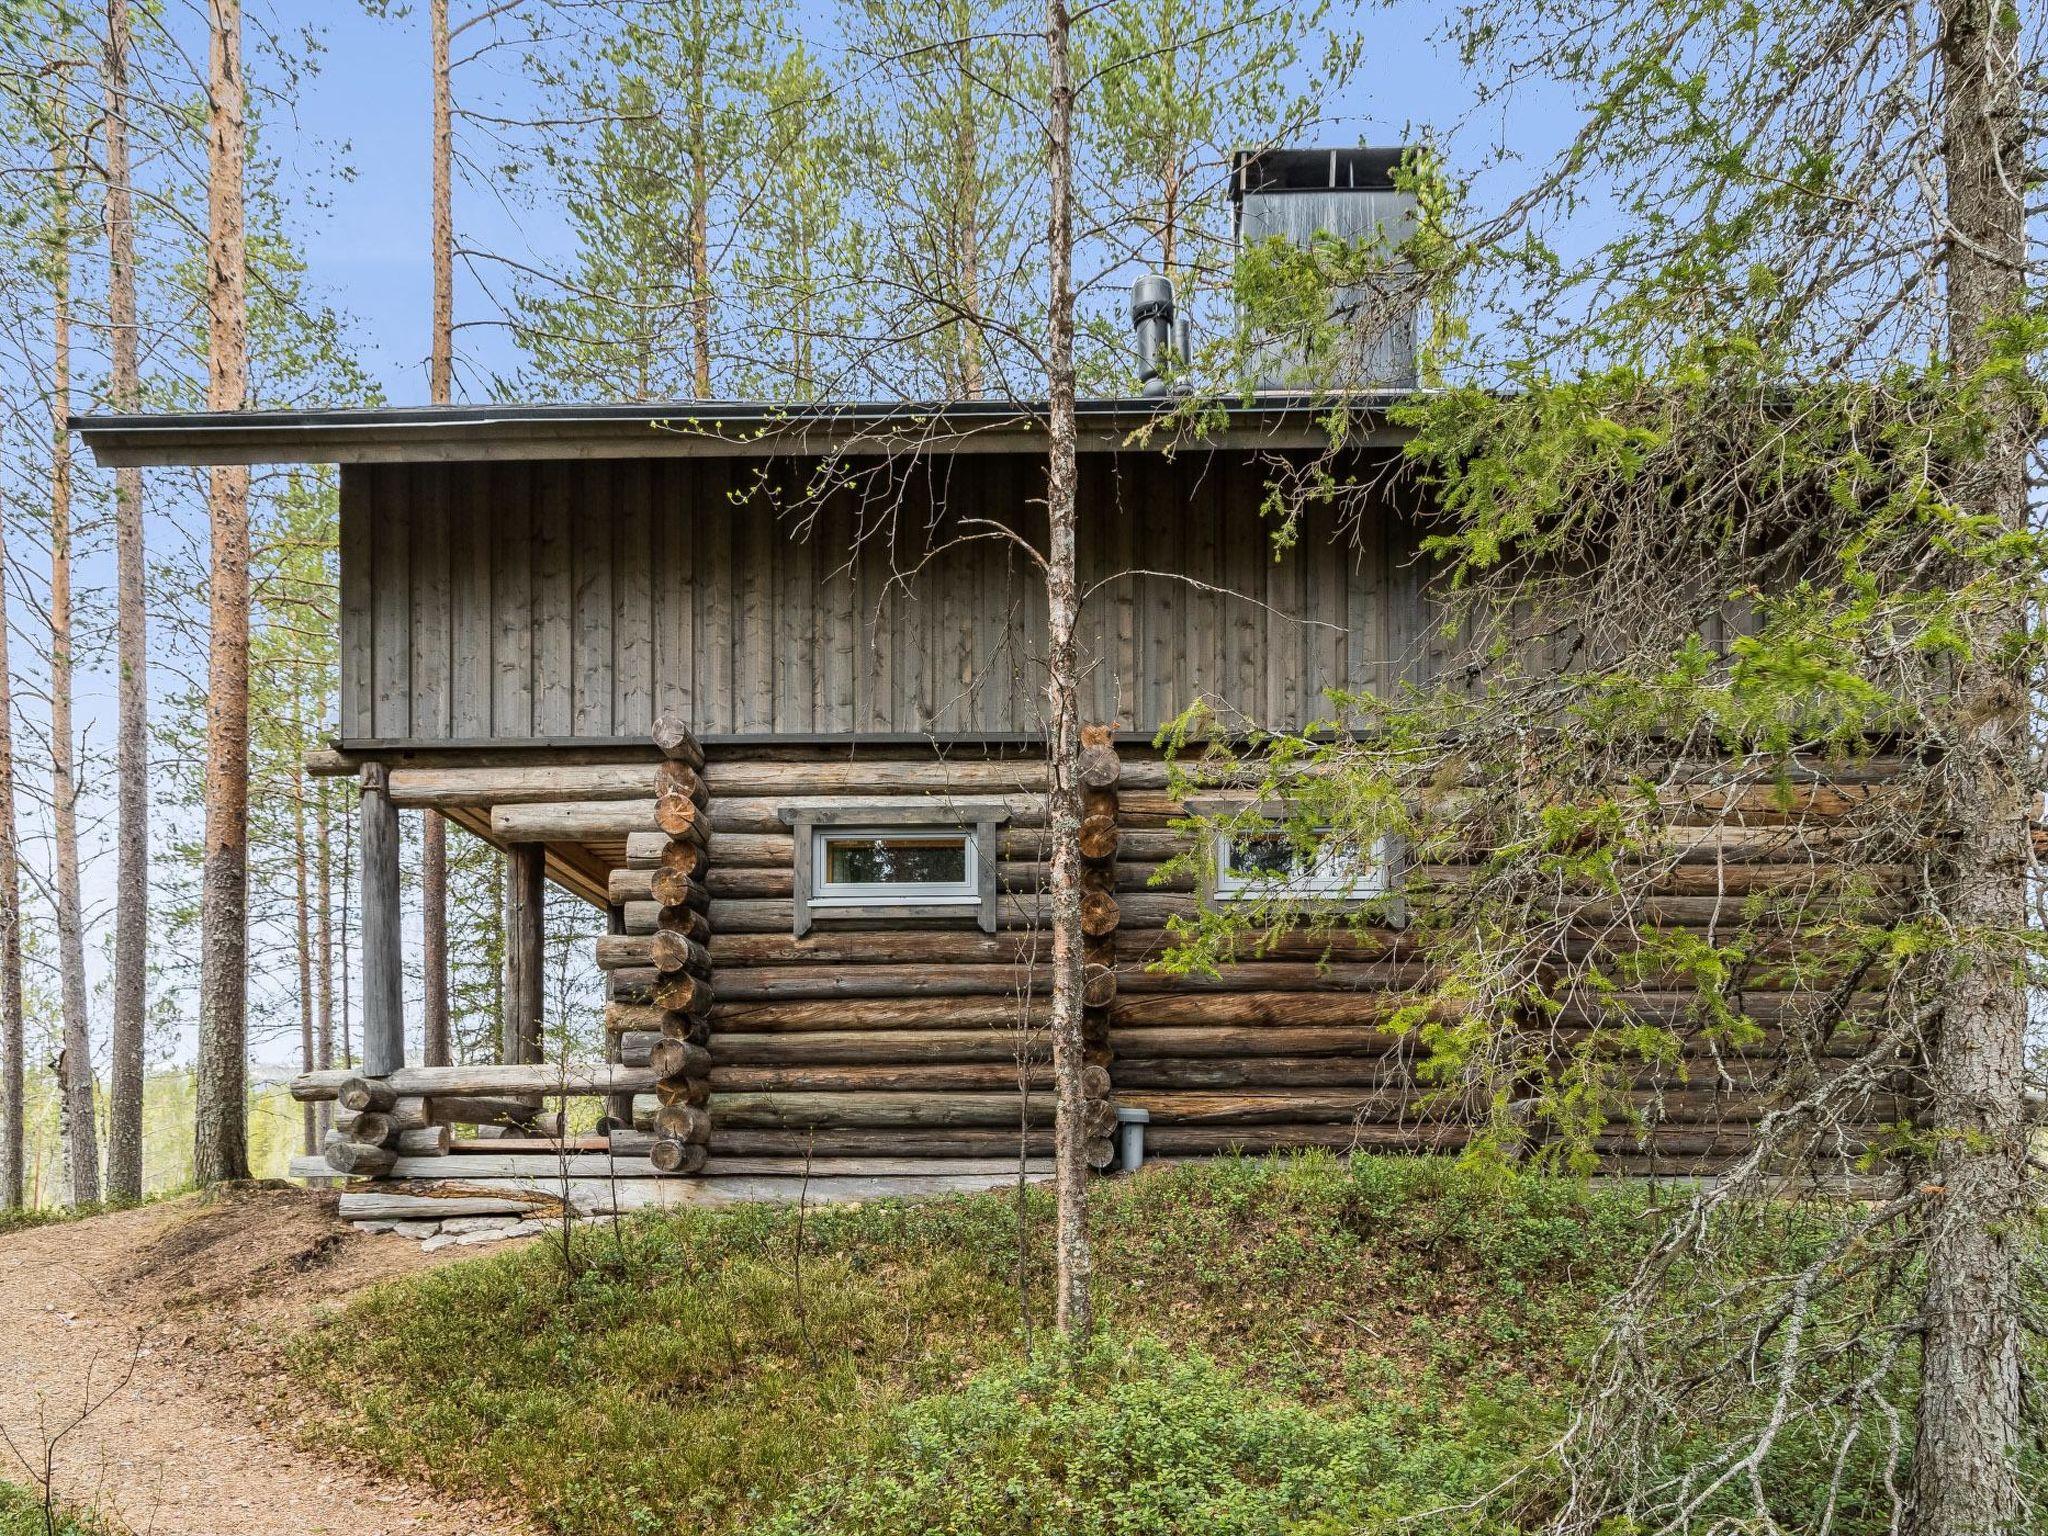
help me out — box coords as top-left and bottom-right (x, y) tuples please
(102, 0), (148, 1204)
(688, 58), (712, 399)
(955, 31), (983, 399)
(48, 160), (102, 1207)
(194, 0), (252, 1184)
(1910, 4), (2031, 1533)
(0, 490), (24, 1209)
(1041, 0), (1091, 1342)
(315, 777), (335, 1141)
(293, 751), (317, 1155)
(419, 0), (453, 1068)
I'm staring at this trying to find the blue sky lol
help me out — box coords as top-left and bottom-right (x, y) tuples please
(277, 1), (1566, 405)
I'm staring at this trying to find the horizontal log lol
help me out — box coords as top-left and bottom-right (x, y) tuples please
(653, 856), (707, 906)
(492, 801), (658, 842)
(650, 711), (705, 769)
(335, 1192), (547, 1218)
(654, 1073), (712, 1108)
(1108, 1025), (1408, 1059)
(1110, 992), (1421, 1027)
(609, 968), (656, 1005)
(626, 830), (668, 868)
(622, 900), (659, 935)
(709, 1127), (1057, 1158)
(592, 933), (712, 976)
(1078, 745), (1120, 789)
(1143, 1124), (1475, 1155)
(337, 1077), (396, 1112)
(1117, 961), (1432, 993)
(712, 1090), (1057, 1130)
(1119, 1090), (1463, 1126)
(397, 1124), (453, 1157)
(1079, 890), (1120, 937)
(652, 972), (715, 1015)
(654, 1102), (712, 1143)
(712, 997), (1048, 1032)
(712, 1063), (1055, 1093)
(617, 1030), (661, 1068)
(713, 1029), (1050, 1065)
(386, 764), (652, 808)
(1113, 1058), (1420, 1090)
(451, 1135), (603, 1154)
(604, 1002), (703, 1038)
(294, 1063), (657, 1101)
(710, 930), (1052, 967)
(705, 760), (1053, 795)
(431, 1098), (564, 1134)
(653, 929), (713, 976)
(656, 757), (710, 811)
(650, 1038), (714, 1080)
(651, 1139), (709, 1175)
(714, 963), (1040, 1002)
(323, 1133), (395, 1175)
(1079, 814), (1118, 861)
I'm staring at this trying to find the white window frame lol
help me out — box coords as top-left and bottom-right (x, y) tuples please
(1212, 826), (1392, 903)
(809, 825), (980, 909)
(778, 798), (1012, 937)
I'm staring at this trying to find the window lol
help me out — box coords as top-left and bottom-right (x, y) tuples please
(1214, 827), (1389, 902)
(811, 827), (978, 907)
(779, 798), (1012, 937)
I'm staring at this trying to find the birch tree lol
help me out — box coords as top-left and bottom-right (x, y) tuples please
(1039, 0), (1091, 1340)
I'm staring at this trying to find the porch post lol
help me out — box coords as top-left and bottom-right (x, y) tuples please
(359, 762), (405, 1077)
(503, 842), (545, 1065)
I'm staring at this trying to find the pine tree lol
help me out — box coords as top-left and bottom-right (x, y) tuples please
(516, 0), (780, 399)
(194, 0), (252, 1185)
(845, 0), (1036, 397)
(100, 0), (149, 1204)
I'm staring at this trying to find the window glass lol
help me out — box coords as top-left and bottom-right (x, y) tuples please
(824, 833), (969, 887)
(1215, 828), (1383, 900)
(811, 827), (978, 903)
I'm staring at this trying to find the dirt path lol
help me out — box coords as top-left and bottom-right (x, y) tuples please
(0, 1189), (531, 1535)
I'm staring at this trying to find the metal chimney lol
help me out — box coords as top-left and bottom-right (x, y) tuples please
(1230, 146), (1419, 392)
(1131, 275), (1180, 397)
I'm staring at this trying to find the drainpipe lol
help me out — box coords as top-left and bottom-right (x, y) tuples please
(1115, 1105), (1151, 1172)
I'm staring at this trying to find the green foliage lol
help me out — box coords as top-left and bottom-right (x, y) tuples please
(758, 1338), (1526, 1536)
(289, 1157), (1656, 1535)
(0, 1478), (119, 1535)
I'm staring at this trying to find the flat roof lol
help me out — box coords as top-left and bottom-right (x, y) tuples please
(69, 393), (1412, 468)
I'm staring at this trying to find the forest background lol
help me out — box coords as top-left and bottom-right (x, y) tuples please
(0, 0), (1588, 1201)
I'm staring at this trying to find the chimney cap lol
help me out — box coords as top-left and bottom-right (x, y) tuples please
(1230, 147), (1407, 199)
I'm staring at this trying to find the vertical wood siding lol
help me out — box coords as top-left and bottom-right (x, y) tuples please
(338, 453), (1429, 741)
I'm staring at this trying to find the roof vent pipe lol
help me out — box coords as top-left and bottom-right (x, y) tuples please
(1131, 275), (1179, 397)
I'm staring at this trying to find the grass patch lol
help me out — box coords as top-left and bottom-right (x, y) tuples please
(0, 1480), (119, 1536)
(290, 1156), (1654, 1533)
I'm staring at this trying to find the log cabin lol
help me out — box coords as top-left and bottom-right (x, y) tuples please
(72, 150), (1897, 1215)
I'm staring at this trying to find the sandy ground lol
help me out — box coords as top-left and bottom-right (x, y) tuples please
(0, 1186), (533, 1535)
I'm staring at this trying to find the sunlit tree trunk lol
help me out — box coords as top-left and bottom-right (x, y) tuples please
(1042, 0), (1091, 1341)
(194, 0), (252, 1184)
(0, 485), (25, 1210)
(102, 0), (149, 1204)
(420, 0), (454, 1069)
(48, 148), (101, 1207)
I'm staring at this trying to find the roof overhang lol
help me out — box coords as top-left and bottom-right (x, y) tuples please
(70, 393), (1415, 468)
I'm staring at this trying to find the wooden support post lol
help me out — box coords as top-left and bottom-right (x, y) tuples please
(605, 902), (634, 1127)
(504, 841), (544, 1066)
(360, 763), (405, 1078)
